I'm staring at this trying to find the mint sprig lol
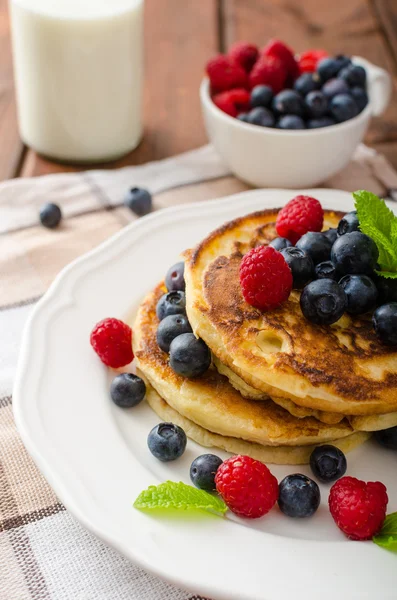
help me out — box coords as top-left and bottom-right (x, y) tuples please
(133, 481), (227, 516)
(373, 512), (397, 552)
(353, 190), (397, 278)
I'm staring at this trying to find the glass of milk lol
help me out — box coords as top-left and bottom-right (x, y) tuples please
(9, 0), (143, 163)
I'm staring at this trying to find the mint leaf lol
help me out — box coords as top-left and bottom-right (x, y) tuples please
(373, 512), (397, 552)
(133, 481), (227, 516)
(375, 270), (397, 279)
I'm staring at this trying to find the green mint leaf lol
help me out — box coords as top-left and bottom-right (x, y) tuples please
(133, 481), (227, 516)
(375, 270), (397, 279)
(373, 512), (397, 552)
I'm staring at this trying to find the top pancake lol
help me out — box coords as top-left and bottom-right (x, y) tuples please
(184, 208), (397, 416)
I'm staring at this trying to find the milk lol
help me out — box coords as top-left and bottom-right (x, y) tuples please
(10, 0), (143, 162)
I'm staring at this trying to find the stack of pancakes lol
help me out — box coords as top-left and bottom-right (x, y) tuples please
(133, 209), (397, 464)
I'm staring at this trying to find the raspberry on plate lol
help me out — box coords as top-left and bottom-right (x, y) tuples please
(215, 455), (278, 518)
(276, 195), (324, 244)
(329, 476), (388, 540)
(298, 49), (328, 73)
(229, 41), (259, 73)
(249, 55), (287, 93)
(206, 55), (248, 93)
(262, 38), (300, 83)
(239, 245), (293, 311)
(90, 318), (133, 368)
(212, 88), (250, 117)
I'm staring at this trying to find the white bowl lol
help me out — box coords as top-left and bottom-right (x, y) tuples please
(200, 57), (391, 188)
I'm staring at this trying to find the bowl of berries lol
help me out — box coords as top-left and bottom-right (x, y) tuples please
(200, 40), (391, 188)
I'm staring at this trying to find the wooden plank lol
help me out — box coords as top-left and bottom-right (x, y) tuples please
(20, 0), (218, 177)
(372, 0), (397, 67)
(0, 0), (24, 180)
(222, 0), (397, 165)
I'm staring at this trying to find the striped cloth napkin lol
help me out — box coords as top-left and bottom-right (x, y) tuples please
(1, 144), (397, 600)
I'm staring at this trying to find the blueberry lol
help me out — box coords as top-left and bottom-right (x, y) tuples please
(296, 232), (332, 265)
(350, 87), (368, 112)
(331, 231), (379, 275)
(156, 291), (186, 321)
(124, 187), (152, 216)
(310, 445), (347, 483)
(281, 247), (314, 289)
(300, 279), (346, 325)
(156, 314), (192, 352)
(165, 261), (185, 292)
(373, 303), (397, 346)
(110, 373), (146, 408)
(329, 94), (359, 122)
(323, 228), (338, 244)
(374, 426), (397, 450)
(39, 203), (62, 229)
(250, 85), (273, 108)
(277, 115), (306, 130)
(147, 422), (187, 462)
(339, 274), (378, 315)
(339, 64), (367, 88)
(237, 112), (250, 122)
(278, 474), (321, 518)
(307, 117), (336, 129)
(321, 78), (349, 99)
(247, 107), (275, 127)
(315, 261), (337, 280)
(293, 72), (321, 96)
(337, 211), (359, 236)
(190, 454), (223, 491)
(272, 90), (304, 116)
(304, 91), (328, 119)
(169, 333), (211, 378)
(269, 237), (293, 251)
(373, 274), (397, 304)
(317, 57), (345, 82)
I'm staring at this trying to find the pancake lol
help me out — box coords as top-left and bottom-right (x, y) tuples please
(143, 379), (370, 465)
(133, 283), (357, 448)
(184, 208), (397, 417)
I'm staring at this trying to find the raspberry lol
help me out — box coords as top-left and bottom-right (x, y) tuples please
(212, 88), (250, 117)
(298, 49), (329, 73)
(329, 476), (388, 540)
(206, 55), (248, 93)
(239, 245), (292, 311)
(90, 318), (133, 368)
(262, 39), (299, 83)
(229, 41), (259, 73)
(276, 195), (324, 244)
(249, 55), (287, 93)
(215, 455), (278, 518)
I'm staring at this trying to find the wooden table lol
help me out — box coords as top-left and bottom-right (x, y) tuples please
(1, 0), (397, 181)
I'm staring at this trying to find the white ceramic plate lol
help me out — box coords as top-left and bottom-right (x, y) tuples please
(14, 189), (397, 600)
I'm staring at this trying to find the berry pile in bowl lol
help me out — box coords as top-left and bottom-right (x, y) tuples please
(200, 39), (391, 187)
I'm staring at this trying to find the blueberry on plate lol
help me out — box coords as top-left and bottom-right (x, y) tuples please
(250, 84), (273, 108)
(147, 422), (187, 461)
(350, 87), (368, 112)
(293, 72), (321, 96)
(110, 373), (146, 408)
(339, 274), (378, 315)
(156, 314), (192, 353)
(39, 203), (62, 229)
(323, 228), (338, 244)
(281, 247), (314, 289)
(247, 107), (275, 127)
(310, 445), (347, 483)
(269, 237), (292, 251)
(329, 94), (359, 123)
(300, 279), (346, 325)
(237, 112), (250, 122)
(373, 303), (397, 346)
(124, 187), (152, 216)
(156, 291), (186, 321)
(315, 261), (337, 280)
(307, 117), (336, 129)
(277, 115), (306, 130)
(331, 231), (379, 275)
(169, 332), (211, 377)
(321, 78), (349, 99)
(296, 232), (332, 265)
(304, 91), (328, 119)
(374, 426), (397, 450)
(190, 454), (223, 491)
(337, 210), (359, 236)
(278, 474), (321, 518)
(338, 64), (367, 88)
(165, 261), (185, 291)
(272, 90), (304, 116)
